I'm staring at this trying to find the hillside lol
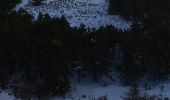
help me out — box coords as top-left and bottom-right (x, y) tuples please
(15, 0), (131, 29)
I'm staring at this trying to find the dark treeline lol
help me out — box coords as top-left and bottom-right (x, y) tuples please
(0, 0), (170, 99)
(0, 0), (20, 13)
(108, 0), (170, 84)
(32, 0), (44, 6)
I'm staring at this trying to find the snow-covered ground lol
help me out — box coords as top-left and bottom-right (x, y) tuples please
(1, 80), (170, 100)
(52, 80), (170, 100)
(15, 0), (131, 29)
(147, 82), (170, 97)
(0, 91), (14, 100)
(52, 79), (128, 100)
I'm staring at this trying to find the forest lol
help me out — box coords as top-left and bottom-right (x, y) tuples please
(0, 0), (170, 99)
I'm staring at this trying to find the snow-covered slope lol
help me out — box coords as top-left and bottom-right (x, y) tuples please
(15, 0), (131, 29)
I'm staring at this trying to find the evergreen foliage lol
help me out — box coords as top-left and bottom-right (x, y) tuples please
(0, 0), (170, 99)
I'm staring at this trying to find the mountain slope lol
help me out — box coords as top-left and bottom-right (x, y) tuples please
(15, 0), (131, 29)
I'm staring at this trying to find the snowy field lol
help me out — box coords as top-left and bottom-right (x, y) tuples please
(15, 0), (131, 29)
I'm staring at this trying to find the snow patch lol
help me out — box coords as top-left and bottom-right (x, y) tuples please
(0, 91), (14, 100)
(15, 0), (131, 30)
(52, 79), (128, 100)
(15, 0), (30, 10)
(1, 81), (170, 100)
(146, 82), (170, 97)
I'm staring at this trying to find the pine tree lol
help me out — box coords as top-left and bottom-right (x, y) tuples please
(124, 83), (141, 100)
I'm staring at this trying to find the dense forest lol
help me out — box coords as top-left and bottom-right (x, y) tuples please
(0, 0), (170, 99)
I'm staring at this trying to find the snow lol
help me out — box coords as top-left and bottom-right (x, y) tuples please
(15, 0), (30, 10)
(0, 91), (14, 100)
(52, 80), (128, 100)
(1, 80), (170, 100)
(51, 80), (170, 100)
(146, 82), (170, 97)
(15, 0), (131, 30)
